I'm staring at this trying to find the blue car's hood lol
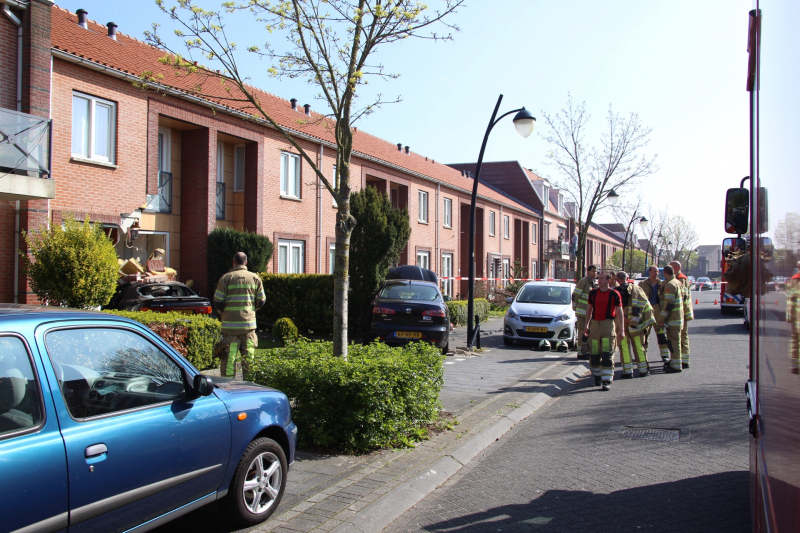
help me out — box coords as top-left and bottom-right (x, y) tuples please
(211, 376), (281, 394)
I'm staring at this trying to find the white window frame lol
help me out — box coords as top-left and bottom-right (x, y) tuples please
(442, 198), (452, 228)
(280, 152), (301, 198)
(278, 239), (305, 274)
(503, 215), (510, 239)
(531, 260), (538, 280)
(489, 211), (496, 236)
(234, 144), (246, 191)
(216, 141), (225, 184)
(532, 222), (537, 244)
(441, 253), (453, 297)
(71, 91), (116, 163)
(416, 250), (430, 270)
(329, 244), (336, 274)
(418, 190), (428, 223)
(503, 258), (511, 287)
(157, 126), (171, 172)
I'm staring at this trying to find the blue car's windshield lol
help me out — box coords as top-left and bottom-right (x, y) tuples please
(516, 286), (571, 305)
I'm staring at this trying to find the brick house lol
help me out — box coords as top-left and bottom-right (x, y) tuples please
(0, 4), (543, 302)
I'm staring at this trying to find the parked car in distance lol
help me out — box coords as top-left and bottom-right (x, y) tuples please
(695, 277), (714, 291)
(105, 280), (212, 314)
(503, 281), (576, 349)
(0, 305), (296, 532)
(370, 279), (450, 354)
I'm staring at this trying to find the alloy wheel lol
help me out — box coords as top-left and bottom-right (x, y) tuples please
(242, 452), (282, 515)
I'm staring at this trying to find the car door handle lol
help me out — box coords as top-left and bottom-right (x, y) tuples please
(85, 444), (108, 458)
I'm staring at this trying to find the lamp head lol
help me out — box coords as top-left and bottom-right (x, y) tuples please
(639, 216), (649, 229)
(607, 189), (620, 206)
(512, 107), (536, 138)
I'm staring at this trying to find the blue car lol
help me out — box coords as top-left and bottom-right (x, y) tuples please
(0, 305), (296, 533)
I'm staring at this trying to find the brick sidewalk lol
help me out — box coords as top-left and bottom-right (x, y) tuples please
(386, 291), (751, 532)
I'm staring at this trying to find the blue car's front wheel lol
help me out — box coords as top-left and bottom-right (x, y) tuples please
(222, 437), (287, 526)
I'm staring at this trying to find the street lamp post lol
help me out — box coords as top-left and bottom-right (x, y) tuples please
(466, 94), (535, 349)
(622, 213), (648, 274)
(645, 232), (661, 269)
(657, 240), (672, 267)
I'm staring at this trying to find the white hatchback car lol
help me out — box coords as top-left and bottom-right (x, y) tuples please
(503, 281), (577, 349)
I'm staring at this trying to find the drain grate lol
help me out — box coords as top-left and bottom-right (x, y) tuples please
(606, 425), (690, 443)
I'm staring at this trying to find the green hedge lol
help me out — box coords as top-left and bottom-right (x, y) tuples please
(248, 339), (444, 452)
(258, 274), (334, 335)
(446, 298), (491, 327)
(104, 310), (221, 370)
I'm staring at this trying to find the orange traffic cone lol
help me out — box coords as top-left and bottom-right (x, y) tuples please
(714, 299), (718, 305)
(695, 299), (699, 305)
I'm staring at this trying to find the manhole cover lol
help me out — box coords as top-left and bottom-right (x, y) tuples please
(606, 425), (690, 442)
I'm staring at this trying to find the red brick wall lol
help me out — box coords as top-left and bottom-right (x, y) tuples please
(0, 203), (16, 303)
(0, 15), (18, 110)
(21, 0), (51, 118)
(180, 127), (214, 295)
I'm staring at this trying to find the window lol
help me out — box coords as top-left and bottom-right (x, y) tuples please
(71, 92), (116, 163)
(418, 191), (428, 223)
(532, 222), (537, 244)
(441, 253), (453, 297)
(0, 336), (43, 437)
(216, 142), (225, 220)
(278, 239), (304, 274)
(380, 284), (440, 301)
(280, 152), (301, 198)
(443, 198), (452, 228)
(44, 328), (185, 419)
(503, 215), (510, 239)
(543, 186), (550, 210)
(489, 211), (496, 236)
(329, 244), (336, 274)
(531, 260), (538, 280)
(158, 127), (171, 172)
(234, 145), (246, 191)
(146, 127), (173, 213)
(502, 258), (510, 287)
(416, 250), (430, 270)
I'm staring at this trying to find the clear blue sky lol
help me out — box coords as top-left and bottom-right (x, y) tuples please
(56, 0), (752, 246)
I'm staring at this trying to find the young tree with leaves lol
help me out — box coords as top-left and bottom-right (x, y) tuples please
(541, 94), (657, 278)
(143, 0), (464, 358)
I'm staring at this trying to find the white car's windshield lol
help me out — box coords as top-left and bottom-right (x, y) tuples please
(516, 285), (571, 305)
(698, 277), (711, 282)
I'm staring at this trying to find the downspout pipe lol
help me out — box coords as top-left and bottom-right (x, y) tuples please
(317, 143), (323, 273)
(4, 4), (22, 303)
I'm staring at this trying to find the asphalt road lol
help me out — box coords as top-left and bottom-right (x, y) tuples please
(387, 290), (752, 532)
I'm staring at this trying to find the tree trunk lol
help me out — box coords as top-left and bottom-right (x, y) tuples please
(332, 120), (356, 359)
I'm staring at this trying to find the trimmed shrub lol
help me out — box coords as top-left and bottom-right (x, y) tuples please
(446, 298), (491, 327)
(272, 317), (298, 342)
(349, 186), (411, 339)
(208, 227), (273, 292)
(258, 274), (334, 335)
(248, 339), (444, 452)
(22, 215), (118, 308)
(104, 310), (221, 370)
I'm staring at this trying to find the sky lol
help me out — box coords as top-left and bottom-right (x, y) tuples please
(56, 0), (752, 247)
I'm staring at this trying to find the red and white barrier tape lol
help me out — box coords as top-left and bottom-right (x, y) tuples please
(439, 277), (578, 282)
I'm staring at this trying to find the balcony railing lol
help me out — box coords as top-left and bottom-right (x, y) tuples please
(544, 239), (570, 259)
(0, 107), (54, 201)
(145, 171), (173, 213)
(216, 181), (226, 219)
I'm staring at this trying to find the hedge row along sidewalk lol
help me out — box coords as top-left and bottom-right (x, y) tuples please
(248, 339), (446, 452)
(104, 310), (221, 371)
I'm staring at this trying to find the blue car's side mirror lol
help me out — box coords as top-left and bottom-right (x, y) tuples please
(192, 374), (215, 397)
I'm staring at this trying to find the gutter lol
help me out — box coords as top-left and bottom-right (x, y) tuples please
(50, 48), (538, 218)
(4, 3), (22, 304)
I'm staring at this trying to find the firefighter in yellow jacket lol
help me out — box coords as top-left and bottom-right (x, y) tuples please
(572, 265), (597, 359)
(658, 264), (684, 373)
(671, 261), (694, 369)
(612, 271), (638, 378)
(626, 274), (657, 377)
(213, 252), (266, 378)
(639, 266), (670, 362)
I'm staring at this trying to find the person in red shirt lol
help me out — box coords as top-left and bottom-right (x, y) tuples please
(583, 272), (625, 390)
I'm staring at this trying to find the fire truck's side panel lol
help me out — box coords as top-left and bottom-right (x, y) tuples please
(751, 1), (800, 531)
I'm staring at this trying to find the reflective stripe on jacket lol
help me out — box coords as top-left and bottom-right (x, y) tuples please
(573, 276), (594, 317)
(677, 274), (694, 321)
(213, 265), (266, 335)
(628, 283), (656, 333)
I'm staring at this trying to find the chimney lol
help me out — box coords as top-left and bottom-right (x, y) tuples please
(290, 98), (297, 111)
(404, 146), (410, 155)
(107, 22), (118, 40)
(76, 9), (88, 29)
(397, 143), (402, 151)
(303, 103), (311, 116)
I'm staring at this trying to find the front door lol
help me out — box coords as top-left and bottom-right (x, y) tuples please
(37, 323), (232, 533)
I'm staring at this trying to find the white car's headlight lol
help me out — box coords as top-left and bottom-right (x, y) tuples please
(506, 308), (518, 320)
(556, 313), (571, 322)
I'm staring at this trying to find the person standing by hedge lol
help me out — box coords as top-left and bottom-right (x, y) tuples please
(213, 252), (266, 378)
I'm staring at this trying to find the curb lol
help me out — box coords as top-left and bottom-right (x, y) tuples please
(330, 361), (590, 533)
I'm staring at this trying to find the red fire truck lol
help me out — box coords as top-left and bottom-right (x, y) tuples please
(738, 2), (800, 531)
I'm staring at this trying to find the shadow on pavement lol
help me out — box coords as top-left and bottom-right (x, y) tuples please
(414, 471), (750, 532)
